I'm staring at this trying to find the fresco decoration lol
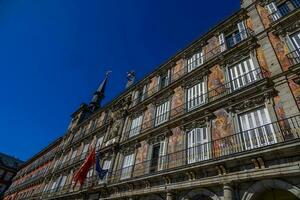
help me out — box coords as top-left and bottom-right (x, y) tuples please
(212, 109), (235, 157)
(148, 76), (158, 96)
(172, 59), (185, 81)
(273, 95), (292, 136)
(142, 104), (155, 130)
(171, 87), (184, 118)
(204, 36), (221, 61)
(246, 17), (254, 32)
(167, 127), (184, 168)
(133, 141), (148, 177)
(256, 47), (272, 77)
(256, 4), (271, 29)
(269, 33), (291, 71)
(288, 78), (300, 109)
(208, 65), (226, 100)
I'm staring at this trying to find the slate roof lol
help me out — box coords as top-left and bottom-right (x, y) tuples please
(0, 152), (23, 170)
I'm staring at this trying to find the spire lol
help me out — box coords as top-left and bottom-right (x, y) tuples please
(89, 71), (111, 111)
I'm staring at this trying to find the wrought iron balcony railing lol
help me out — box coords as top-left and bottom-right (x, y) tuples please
(124, 68), (267, 140)
(111, 115), (300, 183)
(287, 48), (300, 66)
(130, 29), (254, 107)
(268, 1), (300, 22)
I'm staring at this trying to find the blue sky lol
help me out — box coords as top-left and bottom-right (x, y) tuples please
(0, 0), (240, 161)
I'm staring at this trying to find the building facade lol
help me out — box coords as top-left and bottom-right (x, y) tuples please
(4, 0), (300, 199)
(0, 153), (23, 199)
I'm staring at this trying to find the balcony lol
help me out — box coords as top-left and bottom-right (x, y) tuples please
(111, 115), (300, 183)
(287, 48), (300, 66)
(130, 29), (254, 109)
(268, 1), (300, 23)
(123, 68), (268, 140)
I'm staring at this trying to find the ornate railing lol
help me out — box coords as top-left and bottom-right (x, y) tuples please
(130, 28), (254, 107)
(287, 48), (300, 66)
(124, 68), (267, 140)
(110, 115), (300, 183)
(268, 2), (300, 22)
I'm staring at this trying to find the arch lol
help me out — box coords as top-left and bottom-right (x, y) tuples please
(181, 188), (221, 200)
(242, 179), (300, 200)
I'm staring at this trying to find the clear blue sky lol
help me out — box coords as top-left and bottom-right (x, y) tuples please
(0, 0), (240, 161)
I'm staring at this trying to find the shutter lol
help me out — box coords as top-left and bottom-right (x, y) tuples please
(237, 21), (247, 40)
(266, 2), (281, 20)
(219, 33), (226, 52)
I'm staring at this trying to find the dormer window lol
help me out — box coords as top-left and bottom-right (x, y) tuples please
(187, 51), (204, 73)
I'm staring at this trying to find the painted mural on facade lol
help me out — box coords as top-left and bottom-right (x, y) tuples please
(142, 104), (155, 131)
(256, 4), (271, 29)
(172, 59), (185, 81)
(256, 47), (272, 77)
(208, 65), (226, 100)
(167, 127), (184, 168)
(269, 33), (291, 71)
(133, 141), (148, 177)
(204, 36), (221, 61)
(289, 79), (300, 108)
(212, 109), (235, 157)
(171, 87), (184, 118)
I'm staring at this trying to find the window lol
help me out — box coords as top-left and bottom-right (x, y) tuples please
(129, 115), (143, 137)
(70, 149), (78, 162)
(219, 33), (227, 52)
(95, 137), (104, 151)
(58, 175), (67, 189)
(98, 160), (111, 183)
(239, 107), (276, 150)
(158, 139), (167, 171)
(290, 31), (300, 50)
(187, 81), (206, 111)
(229, 57), (260, 91)
(187, 51), (204, 72)
(4, 172), (14, 181)
(267, 2), (282, 21)
(140, 84), (148, 101)
(291, 0), (300, 8)
(226, 21), (247, 48)
(158, 70), (171, 89)
(187, 128), (209, 164)
(155, 101), (170, 126)
(120, 154), (134, 180)
(81, 143), (89, 160)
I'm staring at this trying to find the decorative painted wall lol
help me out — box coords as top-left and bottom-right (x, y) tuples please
(208, 65), (226, 100)
(212, 109), (235, 157)
(269, 33), (291, 71)
(133, 141), (149, 177)
(167, 127), (184, 168)
(288, 79), (300, 109)
(171, 87), (184, 118)
(148, 76), (158, 96)
(204, 36), (221, 61)
(142, 104), (155, 131)
(172, 59), (185, 81)
(256, 4), (271, 29)
(256, 47), (272, 77)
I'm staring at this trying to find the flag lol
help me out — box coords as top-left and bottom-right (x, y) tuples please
(95, 153), (108, 180)
(73, 148), (96, 188)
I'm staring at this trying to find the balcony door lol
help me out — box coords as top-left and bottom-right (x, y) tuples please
(149, 144), (160, 173)
(239, 107), (276, 150)
(187, 127), (209, 164)
(291, 31), (300, 51)
(229, 57), (261, 91)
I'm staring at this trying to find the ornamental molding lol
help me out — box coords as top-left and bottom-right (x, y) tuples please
(120, 142), (141, 155)
(146, 129), (173, 145)
(273, 19), (300, 36)
(233, 92), (272, 112)
(154, 90), (174, 106)
(182, 117), (210, 132)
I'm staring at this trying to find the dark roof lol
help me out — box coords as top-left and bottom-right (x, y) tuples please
(0, 152), (23, 170)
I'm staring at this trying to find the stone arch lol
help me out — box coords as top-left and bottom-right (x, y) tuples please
(242, 179), (300, 200)
(181, 188), (221, 200)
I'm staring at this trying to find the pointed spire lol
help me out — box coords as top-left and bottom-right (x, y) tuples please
(89, 71), (111, 111)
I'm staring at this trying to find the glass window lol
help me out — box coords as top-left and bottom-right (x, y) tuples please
(187, 81), (206, 111)
(239, 107), (276, 150)
(187, 51), (204, 72)
(187, 128), (209, 164)
(155, 101), (170, 126)
(98, 160), (111, 184)
(129, 115), (143, 137)
(96, 137), (104, 151)
(120, 154), (134, 180)
(229, 57), (261, 91)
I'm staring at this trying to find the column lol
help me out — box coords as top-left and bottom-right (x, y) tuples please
(223, 183), (233, 200)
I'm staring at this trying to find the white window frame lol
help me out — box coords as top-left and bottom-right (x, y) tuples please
(187, 127), (210, 164)
(229, 57), (260, 91)
(237, 21), (248, 41)
(120, 154), (134, 180)
(81, 143), (89, 160)
(129, 115), (143, 137)
(219, 33), (226, 52)
(187, 80), (207, 111)
(266, 2), (282, 21)
(96, 137), (104, 151)
(158, 139), (168, 171)
(187, 51), (204, 72)
(155, 101), (170, 126)
(239, 107), (276, 150)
